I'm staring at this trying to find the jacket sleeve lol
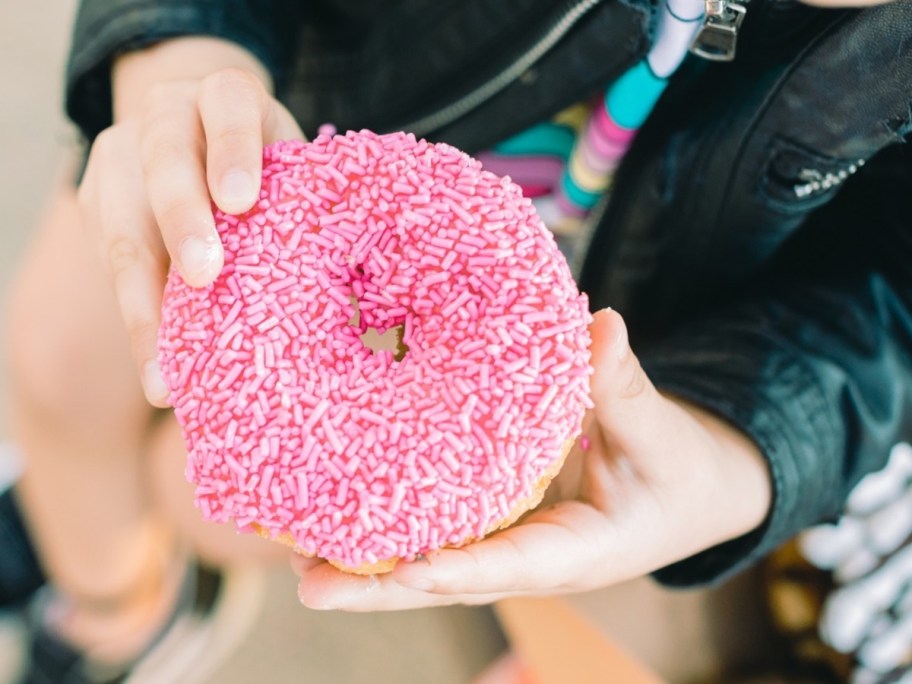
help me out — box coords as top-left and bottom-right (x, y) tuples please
(644, 140), (912, 586)
(66, 0), (302, 142)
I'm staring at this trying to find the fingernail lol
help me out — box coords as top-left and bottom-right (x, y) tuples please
(219, 170), (257, 209)
(179, 236), (222, 285)
(143, 360), (168, 403)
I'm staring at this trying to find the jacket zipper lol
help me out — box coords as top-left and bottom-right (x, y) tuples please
(690, 0), (749, 62)
(400, 0), (606, 137)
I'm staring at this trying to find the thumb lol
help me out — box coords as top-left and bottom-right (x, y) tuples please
(588, 309), (665, 451)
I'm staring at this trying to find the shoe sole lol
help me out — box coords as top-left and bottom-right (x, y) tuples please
(127, 564), (265, 684)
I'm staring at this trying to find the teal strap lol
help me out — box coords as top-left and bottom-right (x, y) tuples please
(605, 62), (668, 130)
(494, 122), (576, 159)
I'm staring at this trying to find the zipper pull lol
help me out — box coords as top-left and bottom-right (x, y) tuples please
(690, 0), (748, 62)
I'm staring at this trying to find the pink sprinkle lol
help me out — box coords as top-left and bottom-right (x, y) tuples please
(322, 416), (345, 455)
(217, 322), (244, 349)
(534, 384), (560, 416)
(258, 465), (275, 498)
(295, 472), (310, 508)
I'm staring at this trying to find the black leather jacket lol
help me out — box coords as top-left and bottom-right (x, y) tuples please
(65, 0), (912, 586)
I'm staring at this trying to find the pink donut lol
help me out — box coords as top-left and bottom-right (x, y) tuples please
(159, 131), (593, 573)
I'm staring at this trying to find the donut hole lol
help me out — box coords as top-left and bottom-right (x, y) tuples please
(360, 324), (408, 361)
(349, 296), (409, 361)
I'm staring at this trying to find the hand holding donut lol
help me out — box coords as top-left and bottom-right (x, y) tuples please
(292, 309), (773, 610)
(77, 36), (302, 406)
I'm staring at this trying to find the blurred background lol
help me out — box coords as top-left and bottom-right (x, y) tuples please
(0, 2), (788, 682)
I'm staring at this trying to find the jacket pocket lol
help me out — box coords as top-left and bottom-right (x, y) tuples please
(760, 138), (867, 215)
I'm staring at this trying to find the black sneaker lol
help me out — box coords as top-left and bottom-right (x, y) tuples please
(20, 561), (264, 684)
(0, 445), (45, 608)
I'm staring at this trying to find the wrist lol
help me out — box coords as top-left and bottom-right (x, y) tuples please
(671, 396), (773, 544)
(112, 36), (273, 121)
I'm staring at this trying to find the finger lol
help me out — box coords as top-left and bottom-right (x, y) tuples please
(198, 68), (268, 214)
(296, 560), (511, 612)
(141, 83), (223, 288)
(107, 227), (170, 407)
(82, 127), (170, 406)
(393, 502), (610, 596)
(588, 309), (666, 452)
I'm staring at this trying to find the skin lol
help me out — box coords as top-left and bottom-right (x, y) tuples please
(78, 36), (775, 613)
(79, 36), (303, 405)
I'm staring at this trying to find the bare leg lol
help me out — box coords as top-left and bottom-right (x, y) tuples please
(5, 185), (179, 655)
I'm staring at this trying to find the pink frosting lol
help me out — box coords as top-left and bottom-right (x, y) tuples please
(159, 131), (593, 569)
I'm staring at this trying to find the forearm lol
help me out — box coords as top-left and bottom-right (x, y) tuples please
(669, 396), (772, 550)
